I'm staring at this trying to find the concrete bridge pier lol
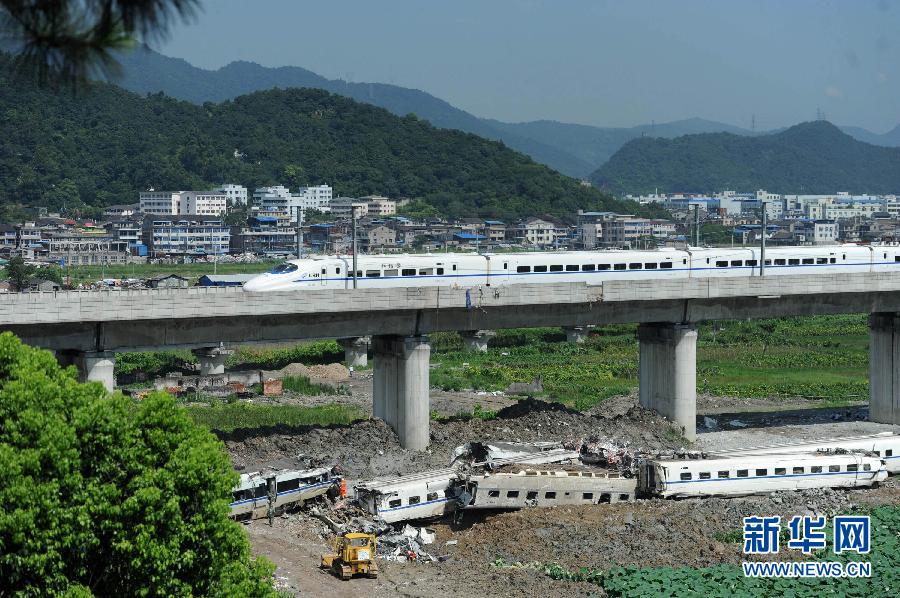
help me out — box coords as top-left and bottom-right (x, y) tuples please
(372, 335), (431, 450)
(58, 351), (116, 391)
(193, 346), (234, 376)
(638, 323), (697, 441)
(869, 313), (900, 424)
(340, 336), (370, 367)
(564, 326), (588, 344)
(461, 330), (493, 353)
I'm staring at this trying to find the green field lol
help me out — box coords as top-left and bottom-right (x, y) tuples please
(39, 260), (278, 286)
(185, 402), (364, 433)
(429, 315), (870, 411)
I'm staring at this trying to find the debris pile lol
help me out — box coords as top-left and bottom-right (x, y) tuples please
(571, 436), (638, 473)
(377, 524), (442, 562)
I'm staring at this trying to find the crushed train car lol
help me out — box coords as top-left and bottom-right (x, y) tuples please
(230, 467), (340, 520)
(461, 467), (637, 509)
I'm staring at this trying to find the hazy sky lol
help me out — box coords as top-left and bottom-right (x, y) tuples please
(158, 0), (899, 132)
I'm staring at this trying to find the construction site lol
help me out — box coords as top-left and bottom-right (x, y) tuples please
(200, 356), (900, 597)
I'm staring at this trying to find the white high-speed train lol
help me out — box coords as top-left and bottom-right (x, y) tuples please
(242, 244), (900, 292)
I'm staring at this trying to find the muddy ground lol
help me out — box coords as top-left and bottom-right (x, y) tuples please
(221, 369), (900, 597)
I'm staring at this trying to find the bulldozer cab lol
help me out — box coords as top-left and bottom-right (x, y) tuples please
(340, 533), (375, 561)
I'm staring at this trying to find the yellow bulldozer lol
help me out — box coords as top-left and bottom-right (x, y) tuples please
(320, 532), (379, 580)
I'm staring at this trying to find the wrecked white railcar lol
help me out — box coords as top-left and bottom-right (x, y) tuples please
(230, 467), (339, 520)
(710, 432), (900, 474)
(354, 469), (462, 524)
(641, 452), (887, 499)
(462, 468), (638, 509)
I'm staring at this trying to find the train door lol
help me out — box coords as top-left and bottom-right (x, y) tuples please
(447, 261), (459, 285)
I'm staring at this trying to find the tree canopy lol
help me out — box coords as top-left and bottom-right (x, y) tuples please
(0, 332), (276, 596)
(0, 51), (646, 222)
(592, 121), (900, 194)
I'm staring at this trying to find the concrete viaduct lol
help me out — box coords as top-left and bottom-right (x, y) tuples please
(2, 272), (900, 449)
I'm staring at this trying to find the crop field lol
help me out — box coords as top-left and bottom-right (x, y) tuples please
(185, 402), (364, 433)
(430, 315), (870, 410)
(55, 260), (276, 285)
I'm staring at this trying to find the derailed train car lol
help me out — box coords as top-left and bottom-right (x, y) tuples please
(461, 468), (637, 509)
(640, 452), (887, 499)
(354, 469), (462, 524)
(230, 467), (340, 520)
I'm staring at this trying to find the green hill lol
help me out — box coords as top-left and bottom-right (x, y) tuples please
(0, 55), (645, 222)
(592, 121), (900, 193)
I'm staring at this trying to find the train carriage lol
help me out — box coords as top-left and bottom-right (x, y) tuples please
(641, 452), (887, 499)
(243, 244), (900, 292)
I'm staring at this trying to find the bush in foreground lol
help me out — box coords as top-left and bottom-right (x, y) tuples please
(0, 332), (276, 596)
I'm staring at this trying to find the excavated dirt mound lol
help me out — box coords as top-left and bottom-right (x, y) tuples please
(276, 362), (350, 382)
(223, 396), (684, 479)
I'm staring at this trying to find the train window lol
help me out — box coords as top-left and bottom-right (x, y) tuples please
(402, 268), (416, 276)
(582, 493), (593, 500)
(811, 466), (823, 473)
(896, 257), (900, 263)
(828, 465), (840, 472)
(582, 264), (596, 271)
(270, 263), (299, 274)
(843, 254), (846, 260)
(755, 469), (768, 476)
(788, 259), (800, 265)
(507, 491), (520, 498)
(517, 266), (531, 273)
(277, 478), (300, 492)
(436, 268), (444, 275)
(731, 260), (743, 267)
(534, 265), (548, 273)
(830, 258), (836, 264)
(716, 261), (728, 267)
(254, 484), (267, 499)
(629, 263), (642, 270)
(887, 450), (893, 457)
(816, 257), (828, 264)
(683, 259), (688, 264)
(526, 491), (538, 500)
(356, 270), (363, 278)
(408, 496), (421, 505)
(718, 471), (730, 478)
(388, 499), (401, 508)
(619, 494), (631, 501)
(746, 260), (757, 266)
(775, 468), (786, 475)
(863, 464), (871, 471)
(549, 265), (564, 272)
(802, 258), (814, 265)
(384, 269), (398, 277)
(661, 262), (673, 269)
(793, 467), (804, 474)
(699, 472), (711, 479)
(680, 473), (692, 481)
(737, 470), (748, 477)
(847, 464), (858, 472)
(645, 263), (658, 269)
(599, 264), (611, 271)
(566, 264), (579, 271)
(885, 253), (888, 260)
(544, 492), (557, 499)
(365, 270), (380, 277)
(336, 267), (342, 275)
(487, 490), (500, 498)
(419, 268), (433, 275)
(426, 492), (438, 501)
(775, 259), (786, 265)
(614, 263), (626, 271)
(764, 260), (772, 266)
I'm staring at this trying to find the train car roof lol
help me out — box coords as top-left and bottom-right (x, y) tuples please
(652, 452), (881, 468)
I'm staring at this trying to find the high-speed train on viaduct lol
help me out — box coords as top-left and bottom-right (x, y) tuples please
(242, 244), (900, 292)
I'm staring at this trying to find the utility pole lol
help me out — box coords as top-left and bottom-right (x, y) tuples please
(693, 204), (700, 246)
(295, 206), (304, 259)
(760, 202), (767, 277)
(351, 205), (358, 289)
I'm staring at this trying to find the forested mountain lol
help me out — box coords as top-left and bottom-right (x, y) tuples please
(591, 121), (900, 194)
(111, 46), (769, 177)
(0, 54), (641, 221)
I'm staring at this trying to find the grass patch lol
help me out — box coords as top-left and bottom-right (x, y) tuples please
(57, 261), (276, 286)
(281, 375), (346, 396)
(226, 341), (343, 370)
(185, 402), (364, 433)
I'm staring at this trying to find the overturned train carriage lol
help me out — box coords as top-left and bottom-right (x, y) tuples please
(462, 468), (638, 509)
(230, 467), (339, 520)
(354, 469), (462, 524)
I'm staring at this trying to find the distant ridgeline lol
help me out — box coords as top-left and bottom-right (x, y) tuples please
(0, 52), (650, 222)
(591, 121), (900, 194)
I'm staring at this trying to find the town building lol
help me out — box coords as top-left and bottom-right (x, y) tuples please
(362, 196), (396, 217)
(214, 184), (249, 206)
(330, 197), (369, 219)
(144, 218), (231, 256)
(230, 216), (297, 256)
(362, 225), (397, 250)
(139, 190), (227, 216)
(510, 217), (559, 247)
(103, 204), (140, 218)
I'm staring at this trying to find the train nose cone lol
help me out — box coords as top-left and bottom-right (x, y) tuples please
(242, 275), (268, 291)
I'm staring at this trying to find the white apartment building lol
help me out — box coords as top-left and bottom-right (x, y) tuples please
(578, 222), (603, 249)
(515, 217), (558, 246)
(139, 190), (227, 216)
(360, 195), (396, 216)
(330, 197), (369, 219)
(253, 185), (333, 221)
(214, 184), (248, 206)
